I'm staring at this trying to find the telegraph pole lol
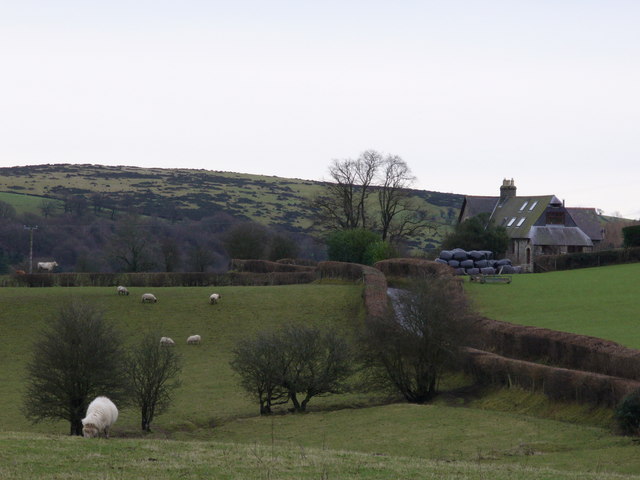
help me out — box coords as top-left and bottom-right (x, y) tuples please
(24, 225), (38, 273)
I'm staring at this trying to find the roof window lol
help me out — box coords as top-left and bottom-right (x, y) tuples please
(516, 217), (526, 227)
(529, 201), (538, 211)
(519, 201), (528, 211)
(507, 217), (516, 226)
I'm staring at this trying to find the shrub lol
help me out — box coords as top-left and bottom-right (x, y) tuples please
(326, 229), (380, 265)
(616, 389), (640, 435)
(623, 226), (640, 248)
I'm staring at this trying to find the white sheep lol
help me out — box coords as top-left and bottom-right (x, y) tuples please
(160, 336), (175, 346)
(209, 293), (221, 304)
(82, 396), (118, 438)
(141, 293), (157, 303)
(116, 285), (129, 296)
(187, 334), (201, 345)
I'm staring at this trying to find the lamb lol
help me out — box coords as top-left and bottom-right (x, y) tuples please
(116, 286), (129, 296)
(187, 334), (201, 345)
(82, 396), (118, 438)
(160, 336), (175, 346)
(209, 293), (221, 304)
(141, 293), (157, 303)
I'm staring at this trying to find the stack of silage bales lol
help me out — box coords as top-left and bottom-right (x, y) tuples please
(435, 248), (522, 275)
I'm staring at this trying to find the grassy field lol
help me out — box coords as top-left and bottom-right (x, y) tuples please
(3, 282), (640, 478)
(465, 262), (640, 348)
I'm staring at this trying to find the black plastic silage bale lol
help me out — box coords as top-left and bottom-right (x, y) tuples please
(466, 268), (480, 275)
(452, 248), (468, 261)
(480, 267), (496, 275)
(439, 250), (454, 261)
(468, 250), (485, 260)
(475, 259), (489, 269)
(448, 259), (460, 268)
(460, 259), (475, 269)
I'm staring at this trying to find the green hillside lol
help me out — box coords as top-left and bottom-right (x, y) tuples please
(0, 163), (463, 250)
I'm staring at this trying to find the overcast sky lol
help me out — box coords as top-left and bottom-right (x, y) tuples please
(1, 1), (639, 218)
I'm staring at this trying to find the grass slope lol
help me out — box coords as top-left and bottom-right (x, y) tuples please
(3, 431), (640, 480)
(465, 263), (640, 348)
(3, 284), (640, 477)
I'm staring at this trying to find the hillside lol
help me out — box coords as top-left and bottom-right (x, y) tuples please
(0, 164), (463, 251)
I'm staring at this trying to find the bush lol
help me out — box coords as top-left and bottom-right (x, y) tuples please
(623, 226), (640, 248)
(616, 389), (640, 435)
(326, 229), (380, 265)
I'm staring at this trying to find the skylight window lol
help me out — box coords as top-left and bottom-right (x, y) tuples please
(519, 201), (528, 211)
(516, 217), (526, 227)
(529, 201), (538, 211)
(507, 217), (516, 226)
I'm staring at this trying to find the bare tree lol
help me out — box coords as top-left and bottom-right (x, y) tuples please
(127, 331), (182, 432)
(23, 301), (128, 435)
(230, 324), (354, 414)
(109, 215), (157, 272)
(362, 276), (470, 403)
(314, 150), (432, 245)
(314, 150), (382, 231)
(230, 331), (291, 415)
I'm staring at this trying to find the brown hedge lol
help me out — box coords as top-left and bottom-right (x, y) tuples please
(464, 347), (640, 407)
(466, 316), (640, 382)
(229, 259), (316, 273)
(374, 258), (453, 279)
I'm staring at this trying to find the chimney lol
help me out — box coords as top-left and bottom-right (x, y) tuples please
(500, 178), (516, 202)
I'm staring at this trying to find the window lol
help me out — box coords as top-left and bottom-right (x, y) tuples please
(516, 217), (526, 227)
(519, 201), (528, 211)
(507, 217), (516, 226)
(529, 201), (538, 211)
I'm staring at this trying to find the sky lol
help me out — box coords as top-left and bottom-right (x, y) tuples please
(1, 1), (639, 218)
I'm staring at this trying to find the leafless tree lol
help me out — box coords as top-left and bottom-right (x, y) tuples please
(376, 155), (428, 241)
(108, 215), (157, 272)
(362, 276), (470, 403)
(127, 331), (182, 432)
(314, 150), (433, 244)
(314, 150), (382, 231)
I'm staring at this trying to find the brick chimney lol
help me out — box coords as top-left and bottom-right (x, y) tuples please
(500, 178), (516, 202)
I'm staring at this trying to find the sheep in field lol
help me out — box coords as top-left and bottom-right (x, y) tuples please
(209, 293), (221, 304)
(160, 336), (175, 346)
(116, 286), (129, 296)
(82, 396), (118, 438)
(187, 334), (201, 345)
(141, 293), (157, 303)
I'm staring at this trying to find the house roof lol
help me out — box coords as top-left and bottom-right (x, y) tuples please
(458, 196), (498, 223)
(529, 226), (593, 246)
(565, 208), (605, 242)
(493, 195), (557, 239)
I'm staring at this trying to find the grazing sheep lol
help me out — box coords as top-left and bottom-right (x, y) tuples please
(160, 336), (175, 346)
(82, 396), (118, 438)
(141, 293), (157, 303)
(37, 261), (58, 272)
(209, 293), (221, 304)
(187, 334), (201, 345)
(116, 285), (129, 296)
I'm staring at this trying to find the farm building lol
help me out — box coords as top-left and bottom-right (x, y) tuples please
(458, 179), (596, 272)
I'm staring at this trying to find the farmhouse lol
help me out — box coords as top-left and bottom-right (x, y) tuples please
(458, 179), (595, 272)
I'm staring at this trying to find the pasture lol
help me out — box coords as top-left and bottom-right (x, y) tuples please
(2, 282), (640, 478)
(465, 262), (640, 348)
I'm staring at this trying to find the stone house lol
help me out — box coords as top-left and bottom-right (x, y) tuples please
(458, 179), (594, 272)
